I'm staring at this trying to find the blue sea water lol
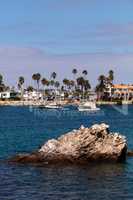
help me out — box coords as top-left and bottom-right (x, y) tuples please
(0, 105), (133, 199)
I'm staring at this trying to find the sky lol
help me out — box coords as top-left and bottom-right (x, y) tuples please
(0, 0), (133, 87)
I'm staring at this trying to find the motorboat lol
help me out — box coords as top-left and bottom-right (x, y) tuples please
(44, 103), (62, 109)
(39, 101), (63, 109)
(78, 101), (100, 112)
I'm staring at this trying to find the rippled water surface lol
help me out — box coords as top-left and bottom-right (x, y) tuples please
(0, 105), (133, 199)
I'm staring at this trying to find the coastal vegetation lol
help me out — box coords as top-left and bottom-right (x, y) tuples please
(18, 76), (25, 99)
(0, 69), (93, 99)
(0, 69), (132, 103)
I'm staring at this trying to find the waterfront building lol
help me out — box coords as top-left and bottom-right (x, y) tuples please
(0, 91), (20, 100)
(112, 84), (133, 100)
(23, 91), (43, 101)
(105, 84), (133, 100)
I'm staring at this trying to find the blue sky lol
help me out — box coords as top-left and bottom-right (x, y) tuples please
(0, 0), (133, 87)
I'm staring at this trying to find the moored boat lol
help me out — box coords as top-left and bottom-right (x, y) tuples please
(43, 103), (62, 109)
(38, 101), (63, 109)
(78, 101), (100, 112)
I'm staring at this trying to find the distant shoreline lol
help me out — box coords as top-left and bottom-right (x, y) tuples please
(0, 100), (132, 106)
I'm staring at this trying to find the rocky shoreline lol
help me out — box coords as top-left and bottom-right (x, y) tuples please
(0, 100), (70, 106)
(9, 123), (127, 165)
(0, 100), (133, 106)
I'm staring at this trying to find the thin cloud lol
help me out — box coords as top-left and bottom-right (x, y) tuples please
(0, 47), (133, 87)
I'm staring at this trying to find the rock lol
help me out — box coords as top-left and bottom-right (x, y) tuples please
(9, 123), (127, 165)
(9, 153), (42, 164)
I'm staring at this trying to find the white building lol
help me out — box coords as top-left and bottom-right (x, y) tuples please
(0, 91), (11, 99)
(23, 91), (43, 101)
(0, 91), (20, 99)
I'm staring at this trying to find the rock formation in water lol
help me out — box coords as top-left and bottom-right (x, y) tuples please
(9, 123), (127, 164)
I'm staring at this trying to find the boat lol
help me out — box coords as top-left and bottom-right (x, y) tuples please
(38, 90), (64, 109)
(43, 103), (62, 109)
(38, 101), (63, 109)
(78, 101), (100, 112)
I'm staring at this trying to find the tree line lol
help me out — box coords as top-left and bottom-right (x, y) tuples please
(0, 69), (114, 99)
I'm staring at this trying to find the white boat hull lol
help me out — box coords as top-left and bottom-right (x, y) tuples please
(78, 101), (100, 112)
(78, 107), (100, 112)
(44, 105), (62, 109)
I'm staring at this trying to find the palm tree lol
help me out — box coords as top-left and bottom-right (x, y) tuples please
(63, 78), (69, 90)
(0, 74), (6, 92)
(18, 76), (24, 85)
(41, 78), (49, 89)
(108, 70), (114, 84)
(70, 80), (75, 88)
(54, 81), (60, 99)
(51, 72), (57, 80)
(32, 74), (37, 88)
(72, 68), (78, 91)
(50, 80), (55, 89)
(0, 74), (3, 85)
(32, 74), (36, 80)
(82, 70), (88, 77)
(18, 76), (24, 99)
(98, 75), (106, 83)
(41, 78), (49, 96)
(52, 81), (60, 101)
(77, 76), (91, 99)
(54, 81), (60, 89)
(27, 86), (34, 92)
(84, 80), (91, 91)
(36, 73), (41, 91)
(50, 72), (57, 92)
(32, 73), (41, 91)
(96, 75), (106, 100)
(76, 77), (85, 92)
(67, 80), (75, 97)
(72, 68), (77, 76)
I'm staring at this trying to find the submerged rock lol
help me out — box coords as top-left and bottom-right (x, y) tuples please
(9, 123), (127, 165)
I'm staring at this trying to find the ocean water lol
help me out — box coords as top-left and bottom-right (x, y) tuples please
(0, 105), (133, 199)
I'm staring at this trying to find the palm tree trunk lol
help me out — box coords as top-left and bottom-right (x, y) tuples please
(37, 81), (40, 99)
(21, 85), (24, 100)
